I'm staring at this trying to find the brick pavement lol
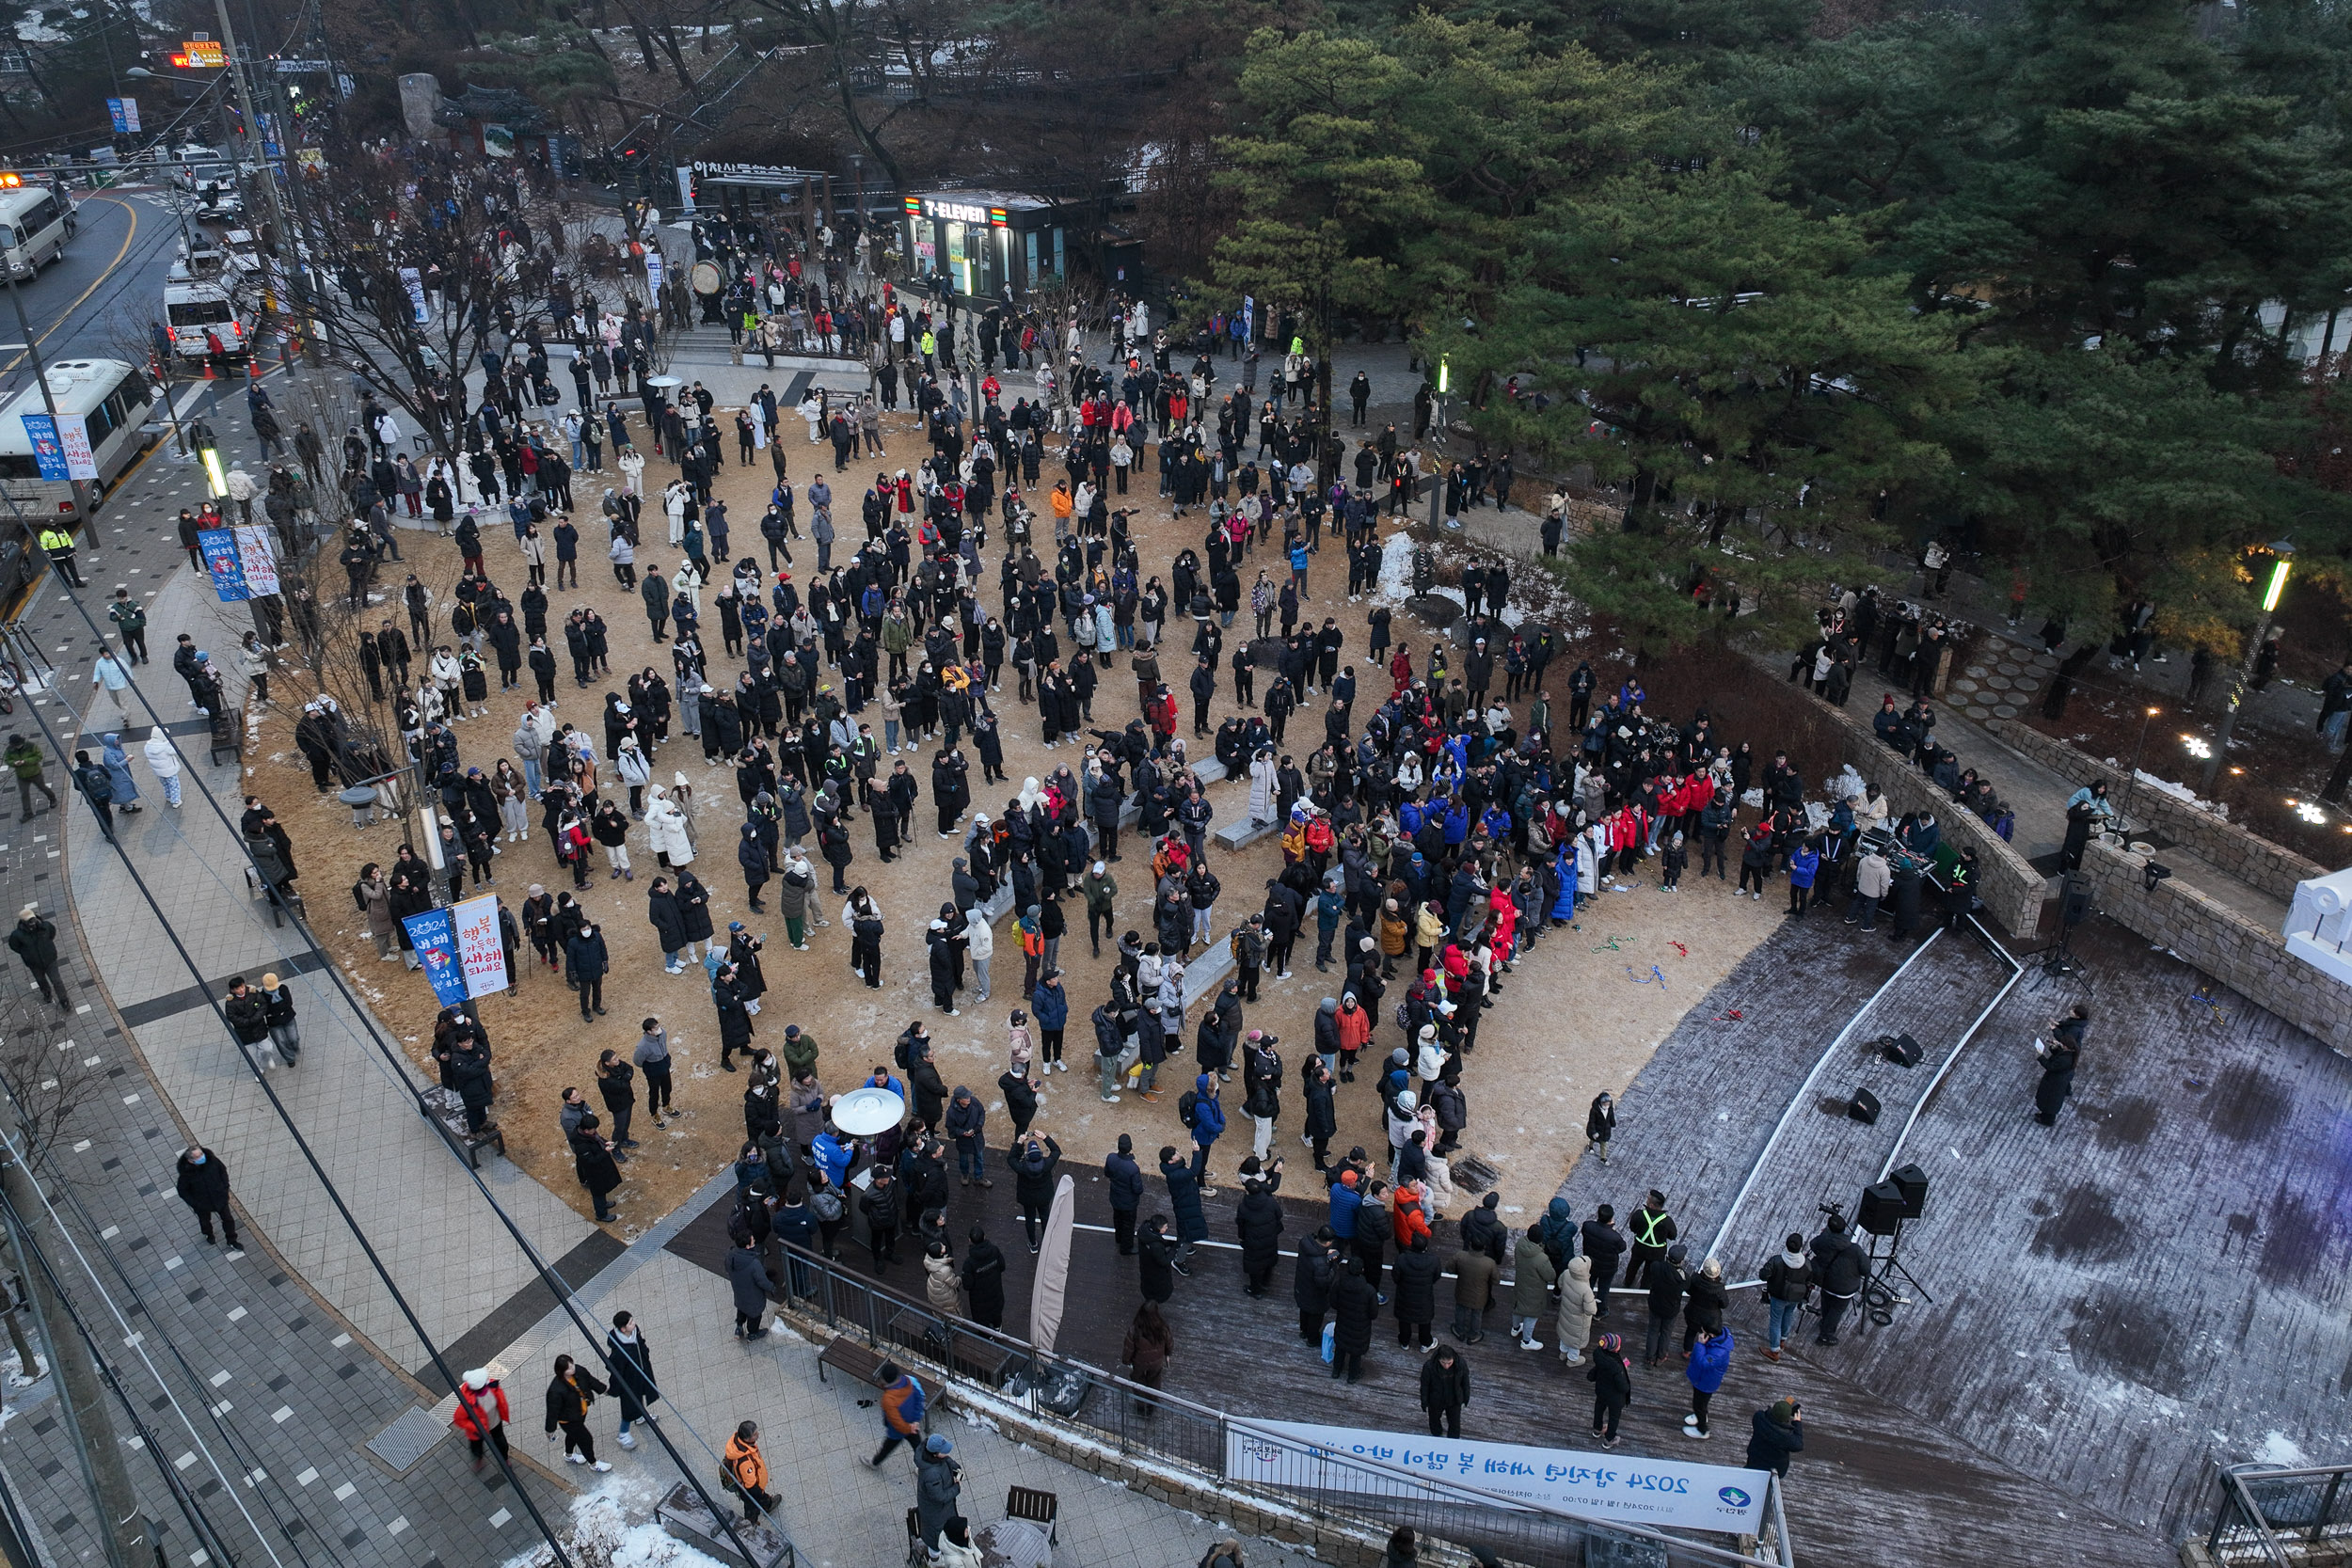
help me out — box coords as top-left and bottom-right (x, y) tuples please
(0, 364), (593, 1568)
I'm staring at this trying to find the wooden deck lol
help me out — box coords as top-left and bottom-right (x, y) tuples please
(673, 911), (2349, 1566)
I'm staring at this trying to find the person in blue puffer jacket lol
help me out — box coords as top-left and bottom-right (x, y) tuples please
(1686, 1323), (1733, 1440)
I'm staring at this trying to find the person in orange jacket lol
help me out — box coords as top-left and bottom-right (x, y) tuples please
(723, 1420), (777, 1520)
(452, 1369), (512, 1471)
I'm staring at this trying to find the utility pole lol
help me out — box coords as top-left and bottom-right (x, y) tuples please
(0, 1157), (147, 1568)
(211, 0), (301, 347)
(2, 273), (94, 526)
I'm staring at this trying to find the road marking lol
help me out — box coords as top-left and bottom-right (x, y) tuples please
(2, 195), (138, 381)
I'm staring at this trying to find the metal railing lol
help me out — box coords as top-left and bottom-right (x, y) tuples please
(2206, 1464), (2352, 1565)
(770, 1239), (1793, 1567)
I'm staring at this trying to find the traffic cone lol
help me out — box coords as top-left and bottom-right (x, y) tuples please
(247, 358), (260, 379)
(202, 360), (216, 380)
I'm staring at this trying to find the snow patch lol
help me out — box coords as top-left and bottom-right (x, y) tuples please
(2251, 1431), (2309, 1466)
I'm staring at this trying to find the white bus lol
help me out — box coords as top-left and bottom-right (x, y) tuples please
(0, 358), (158, 525)
(0, 183), (74, 280)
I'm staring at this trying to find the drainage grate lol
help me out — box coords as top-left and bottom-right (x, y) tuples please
(362, 1407), (446, 1474)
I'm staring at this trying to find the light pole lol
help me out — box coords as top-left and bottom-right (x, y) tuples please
(2201, 540), (2294, 796)
(2120, 705), (2159, 826)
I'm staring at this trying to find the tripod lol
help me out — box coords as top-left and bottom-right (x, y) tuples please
(1861, 1218), (1932, 1326)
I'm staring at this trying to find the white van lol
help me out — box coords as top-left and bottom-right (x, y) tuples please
(163, 262), (250, 359)
(0, 184), (73, 279)
(0, 358), (158, 523)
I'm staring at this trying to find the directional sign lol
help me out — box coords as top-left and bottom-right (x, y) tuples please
(181, 40), (225, 66)
(272, 58), (329, 72)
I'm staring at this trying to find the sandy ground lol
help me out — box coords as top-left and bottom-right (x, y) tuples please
(254, 392), (1785, 1232)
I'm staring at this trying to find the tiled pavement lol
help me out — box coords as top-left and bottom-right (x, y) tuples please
(0, 368), (596, 1568)
(481, 1236), (1328, 1568)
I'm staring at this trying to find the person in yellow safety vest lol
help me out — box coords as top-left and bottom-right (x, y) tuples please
(723, 1420), (776, 1521)
(36, 525), (84, 588)
(1626, 1189), (1679, 1287)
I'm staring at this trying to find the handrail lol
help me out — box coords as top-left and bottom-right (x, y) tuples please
(1705, 927), (1946, 1262)
(766, 1236), (1792, 1567)
(1876, 911), (2025, 1182)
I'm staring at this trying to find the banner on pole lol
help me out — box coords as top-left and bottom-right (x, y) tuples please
(401, 908), (468, 1006)
(197, 528), (248, 602)
(231, 526), (279, 596)
(21, 412), (95, 481)
(1223, 1418), (1770, 1536)
(450, 894), (507, 999)
(645, 250), (665, 294)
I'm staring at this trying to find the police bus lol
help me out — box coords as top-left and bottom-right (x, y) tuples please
(0, 177), (74, 280)
(0, 359), (160, 525)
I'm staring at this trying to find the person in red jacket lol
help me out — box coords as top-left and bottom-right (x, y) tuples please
(1391, 1181), (1432, 1250)
(452, 1369), (512, 1471)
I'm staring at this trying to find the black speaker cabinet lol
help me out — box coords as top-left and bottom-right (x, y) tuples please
(1857, 1180), (1907, 1236)
(1882, 1033), (1924, 1068)
(1847, 1087), (1883, 1125)
(1889, 1162), (1929, 1218)
(2061, 872), (2094, 927)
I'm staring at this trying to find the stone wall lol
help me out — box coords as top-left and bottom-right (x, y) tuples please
(2076, 842), (2352, 1055)
(1823, 706), (2048, 939)
(1988, 720), (2329, 903)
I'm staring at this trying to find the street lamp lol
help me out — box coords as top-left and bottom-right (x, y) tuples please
(2120, 705), (2159, 826)
(2201, 539), (2294, 795)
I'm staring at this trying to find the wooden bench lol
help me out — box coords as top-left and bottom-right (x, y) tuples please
(206, 706), (246, 767)
(815, 1335), (943, 1405)
(948, 1331), (1019, 1388)
(1004, 1484), (1059, 1544)
(421, 1085), (506, 1169)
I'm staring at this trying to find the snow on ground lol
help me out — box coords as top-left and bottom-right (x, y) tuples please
(501, 1473), (734, 1568)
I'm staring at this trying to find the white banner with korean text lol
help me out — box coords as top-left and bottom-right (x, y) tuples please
(1223, 1418), (1768, 1536)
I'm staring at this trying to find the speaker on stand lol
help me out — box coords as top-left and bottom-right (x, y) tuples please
(1858, 1170), (1933, 1323)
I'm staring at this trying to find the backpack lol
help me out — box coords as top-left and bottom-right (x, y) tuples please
(1176, 1088), (1198, 1126)
(808, 1185), (844, 1222)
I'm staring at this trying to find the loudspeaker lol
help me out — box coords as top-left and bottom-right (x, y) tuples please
(1881, 1033), (1923, 1068)
(2061, 872), (2093, 927)
(1857, 1180), (1906, 1236)
(1888, 1162), (1929, 1218)
(1847, 1087), (1882, 1125)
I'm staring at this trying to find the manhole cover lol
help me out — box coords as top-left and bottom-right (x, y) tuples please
(365, 1406), (447, 1474)
(1452, 1155), (1501, 1193)
(1994, 704), (2020, 719)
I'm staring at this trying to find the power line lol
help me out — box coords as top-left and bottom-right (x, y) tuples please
(37, 571), (796, 1562)
(0, 1103), (352, 1568)
(5, 676), (587, 1568)
(0, 1180), (252, 1568)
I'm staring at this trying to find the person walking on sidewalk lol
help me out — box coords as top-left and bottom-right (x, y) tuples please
(259, 972), (300, 1065)
(605, 1309), (661, 1449)
(70, 750), (115, 840)
(543, 1354), (614, 1471)
(6, 736), (56, 821)
(867, 1363), (925, 1466)
(453, 1370), (512, 1472)
(174, 1146), (238, 1247)
(724, 1422), (779, 1522)
(8, 904), (70, 1012)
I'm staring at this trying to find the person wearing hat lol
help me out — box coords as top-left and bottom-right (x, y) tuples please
(452, 1368), (512, 1472)
(1745, 1398), (1804, 1475)
(913, 1431), (963, 1554)
(259, 972), (300, 1065)
(1587, 1332), (1632, 1448)
(8, 902), (69, 1012)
